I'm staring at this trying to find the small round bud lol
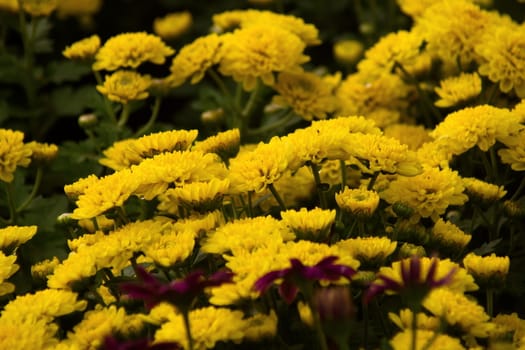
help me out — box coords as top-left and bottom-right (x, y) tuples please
(201, 108), (224, 124)
(78, 113), (98, 128)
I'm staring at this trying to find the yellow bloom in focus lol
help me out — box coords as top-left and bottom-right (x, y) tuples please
(96, 70), (152, 104)
(431, 219), (471, 255)
(63, 174), (98, 200)
(153, 11), (192, 40)
(462, 177), (507, 203)
(22, 0), (57, 16)
(434, 72), (482, 108)
(335, 187), (380, 219)
(271, 70), (339, 121)
(192, 128), (240, 162)
(219, 25), (309, 90)
(63, 35), (101, 60)
(77, 215), (115, 233)
(26, 141), (58, 164)
(477, 25), (525, 98)
(498, 129), (525, 171)
(99, 129), (198, 171)
(0, 128), (32, 183)
(154, 306), (245, 349)
(142, 230), (195, 268)
(31, 256), (60, 280)
(381, 167), (468, 221)
(0, 225), (37, 254)
(423, 288), (494, 337)
(388, 308), (439, 331)
(280, 207), (336, 242)
(463, 253), (510, 287)
(384, 124), (432, 150)
(333, 39), (364, 66)
(430, 105), (521, 155)
(0, 318), (58, 349)
(390, 329), (464, 350)
(93, 32), (174, 71)
(0, 252), (18, 296)
(168, 33), (223, 87)
(336, 236), (397, 268)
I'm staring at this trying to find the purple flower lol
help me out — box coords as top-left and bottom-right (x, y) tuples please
(364, 255), (456, 304)
(120, 266), (234, 310)
(101, 336), (181, 350)
(253, 256), (356, 304)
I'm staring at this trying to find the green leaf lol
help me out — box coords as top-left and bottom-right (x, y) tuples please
(31, 18), (54, 54)
(50, 85), (96, 117)
(473, 238), (502, 256)
(46, 60), (92, 84)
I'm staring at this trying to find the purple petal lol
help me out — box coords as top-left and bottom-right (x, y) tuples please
(433, 266), (457, 288)
(425, 257), (438, 285)
(409, 256), (421, 285)
(253, 269), (289, 293)
(278, 281), (299, 304)
(207, 270), (234, 286)
(364, 282), (387, 304)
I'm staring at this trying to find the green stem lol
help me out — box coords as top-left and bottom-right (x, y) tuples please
(268, 183), (287, 211)
(486, 288), (494, 318)
(411, 308), (418, 350)
(16, 166), (43, 213)
(340, 160), (347, 190)
(182, 311), (195, 350)
(93, 70), (118, 123)
(247, 110), (297, 136)
(362, 298), (369, 350)
(511, 176), (525, 201)
(135, 96), (162, 137)
(307, 299), (329, 350)
(247, 191), (254, 218)
(17, 2), (36, 105)
(310, 163), (328, 209)
(242, 79), (262, 118)
(117, 103), (131, 128)
(5, 182), (17, 224)
(489, 147), (499, 183)
(366, 172), (379, 191)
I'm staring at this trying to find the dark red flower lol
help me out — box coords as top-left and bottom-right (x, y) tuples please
(253, 256), (356, 304)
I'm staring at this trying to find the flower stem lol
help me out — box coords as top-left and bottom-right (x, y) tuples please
(182, 311), (195, 350)
(247, 110), (297, 136)
(4, 182), (17, 225)
(16, 166), (43, 213)
(268, 184), (287, 211)
(486, 288), (494, 318)
(307, 299), (329, 350)
(93, 70), (118, 123)
(309, 163), (328, 209)
(117, 103), (131, 128)
(135, 96), (162, 137)
(411, 308), (418, 350)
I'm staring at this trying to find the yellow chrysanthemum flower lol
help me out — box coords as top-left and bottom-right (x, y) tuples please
(93, 32), (174, 71)
(336, 236), (397, 268)
(63, 35), (101, 60)
(142, 230), (195, 268)
(335, 187), (381, 219)
(192, 128), (240, 162)
(492, 313), (525, 346)
(171, 210), (225, 238)
(498, 128), (525, 171)
(422, 288), (495, 337)
(0, 252), (18, 296)
(99, 129), (198, 171)
(63, 174), (98, 200)
(434, 72), (482, 108)
(463, 253), (510, 287)
(22, 0), (57, 16)
(242, 311), (278, 341)
(168, 33), (223, 87)
(55, 0), (103, 19)
(462, 177), (507, 203)
(430, 105), (521, 155)
(381, 167), (468, 221)
(31, 256), (60, 280)
(384, 124), (432, 151)
(0, 225), (37, 254)
(0, 129), (32, 183)
(25, 141), (58, 165)
(333, 39), (364, 66)
(430, 218), (471, 255)
(153, 11), (192, 40)
(0, 318), (58, 350)
(0, 0), (18, 12)
(388, 308), (440, 331)
(271, 70), (339, 121)
(218, 25), (309, 90)
(96, 70), (152, 104)
(390, 329), (464, 350)
(280, 207), (336, 242)
(477, 24), (525, 98)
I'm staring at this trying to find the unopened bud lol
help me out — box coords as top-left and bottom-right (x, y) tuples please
(201, 108), (224, 124)
(78, 113), (98, 128)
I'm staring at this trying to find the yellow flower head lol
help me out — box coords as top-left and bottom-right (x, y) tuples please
(388, 308), (440, 331)
(280, 207), (336, 242)
(96, 70), (152, 104)
(333, 39), (364, 66)
(498, 129), (525, 171)
(99, 129), (198, 171)
(55, 0), (103, 19)
(0, 0), (18, 12)
(142, 230), (195, 268)
(390, 329), (464, 350)
(242, 311), (278, 341)
(430, 218), (471, 256)
(31, 256), (60, 280)
(93, 32), (175, 71)
(337, 236), (397, 268)
(218, 25), (309, 90)
(63, 174), (99, 200)
(0, 128), (32, 183)
(22, 0), (57, 16)
(192, 128), (240, 162)
(168, 33), (224, 87)
(63, 35), (101, 61)
(463, 252), (510, 287)
(381, 167), (468, 221)
(462, 177), (507, 203)
(0, 225), (37, 254)
(384, 124), (432, 151)
(0, 252), (19, 296)
(26, 141), (58, 164)
(434, 72), (482, 108)
(153, 11), (192, 40)
(335, 187), (380, 219)
(271, 70), (339, 121)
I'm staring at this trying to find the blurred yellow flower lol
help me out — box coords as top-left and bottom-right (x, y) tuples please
(390, 329), (464, 350)
(462, 177), (507, 203)
(22, 0), (57, 16)
(192, 128), (240, 162)
(498, 129), (525, 171)
(0, 225), (37, 254)
(434, 72), (482, 108)
(0, 129), (32, 183)
(430, 218), (471, 256)
(96, 70), (152, 104)
(384, 124), (432, 150)
(153, 11), (192, 40)
(333, 39), (364, 66)
(55, 0), (103, 19)
(63, 35), (101, 60)
(0, 252), (18, 296)
(463, 253), (510, 287)
(336, 236), (396, 268)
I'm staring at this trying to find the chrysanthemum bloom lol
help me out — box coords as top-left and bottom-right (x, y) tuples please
(31, 256), (60, 280)
(254, 256), (357, 304)
(0, 252), (18, 296)
(63, 174), (98, 200)
(93, 32), (175, 71)
(384, 124), (432, 150)
(477, 24), (525, 97)
(157, 178), (230, 214)
(212, 9), (320, 46)
(430, 105), (521, 156)
(381, 167), (468, 221)
(498, 128), (525, 171)
(388, 308), (440, 332)
(99, 129), (198, 171)
(121, 265), (233, 311)
(462, 177), (507, 204)
(142, 230), (195, 268)
(153, 11), (192, 40)
(280, 207), (336, 242)
(389, 329), (464, 350)
(0, 0), (18, 12)
(422, 288), (495, 337)
(333, 39), (364, 66)
(167, 33), (224, 87)
(491, 313), (525, 346)
(430, 219), (471, 256)
(0, 225), (37, 254)
(24, 141), (58, 165)
(336, 236), (397, 269)
(192, 128), (240, 162)
(0, 128), (32, 183)
(270, 70), (339, 121)
(96, 70), (152, 104)
(434, 72), (482, 107)
(63, 35), (101, 60)
(335, 187), (380, 219)
(218, 25), (309, 90)
(54, 0), (102, 19)
(462, 253), (510, 288)
(21, 0), (57, 16)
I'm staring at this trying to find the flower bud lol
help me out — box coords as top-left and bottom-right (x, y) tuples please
(78, 113), (98, 128)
